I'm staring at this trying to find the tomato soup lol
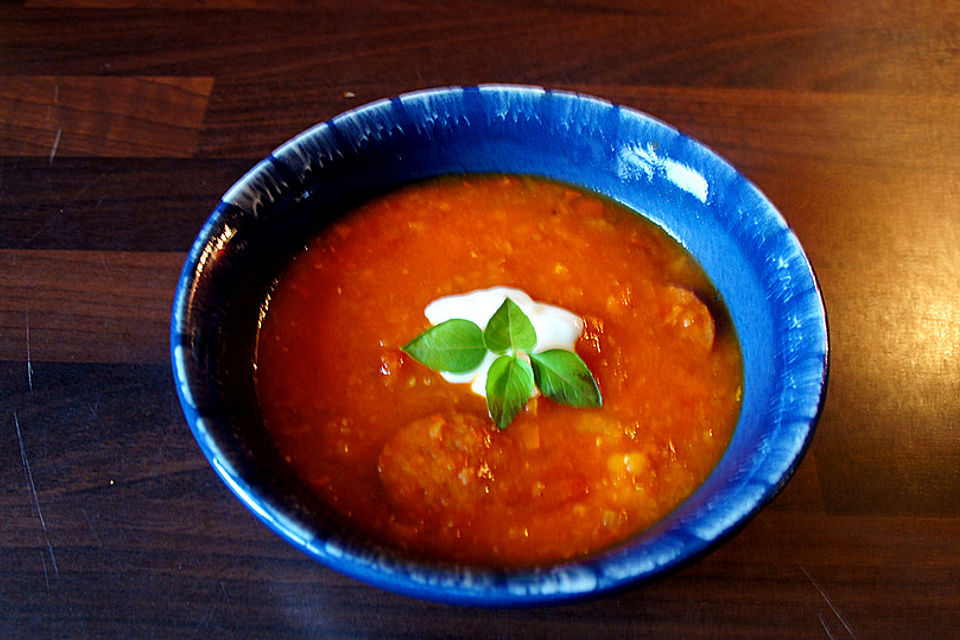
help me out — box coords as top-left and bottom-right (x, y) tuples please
(255, 175), (743, 567)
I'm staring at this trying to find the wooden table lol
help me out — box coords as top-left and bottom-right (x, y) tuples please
(3, 1), (958, 637)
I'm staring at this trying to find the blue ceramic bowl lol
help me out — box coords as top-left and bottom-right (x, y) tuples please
(171, 85), (828, 606)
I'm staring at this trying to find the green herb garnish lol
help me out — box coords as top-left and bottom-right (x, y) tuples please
(485, 354), (536, 429)
(399, 318), (486, 373)
(483, 297), (537, 354)
(402, 297), (603, 430)
(528, 350), (603, 409)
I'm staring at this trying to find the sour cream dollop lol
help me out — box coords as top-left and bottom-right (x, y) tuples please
(423, 287), (584, 398)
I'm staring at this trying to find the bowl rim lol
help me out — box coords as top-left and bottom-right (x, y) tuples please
(170, 83), (829, 607)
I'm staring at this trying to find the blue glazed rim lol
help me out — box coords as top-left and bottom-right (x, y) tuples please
(171, 85), (829, 607)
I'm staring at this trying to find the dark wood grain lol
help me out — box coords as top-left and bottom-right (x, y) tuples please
(0, 158), (252, 251)
(2, 0), (958, 637)
(0, 251), (183, 363)
(4, 1), (958, 97)
(0, 76), (213, 157)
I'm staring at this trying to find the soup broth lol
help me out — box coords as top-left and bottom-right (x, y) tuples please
(255, 175), (742, 567)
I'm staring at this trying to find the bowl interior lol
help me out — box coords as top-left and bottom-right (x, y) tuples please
(171, 85), (828, 606)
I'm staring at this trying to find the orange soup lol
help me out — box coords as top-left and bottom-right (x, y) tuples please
(255, 175), (742, 567)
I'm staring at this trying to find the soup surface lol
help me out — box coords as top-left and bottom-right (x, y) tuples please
(255, 175), (742, 567)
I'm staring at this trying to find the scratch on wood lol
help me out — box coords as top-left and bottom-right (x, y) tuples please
(818, 612), (837, 640)
(25, 308), (34, 393)
(191, 591), (217, 635)
(40, 549), (50, 590)
(219, 580), (237, 616)
(71, 166), (115, 201)
(49, 127), (62, 166)
(797, 562), (856, 638)
(80, 506), (106, 565)
(14, 410), (60, 581)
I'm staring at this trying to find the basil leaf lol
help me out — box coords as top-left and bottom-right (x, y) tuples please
(483, 297), (537, 354)
(401, 319), (487, 373)
(485, 354), (535, 430)
(529, 349), (603, 409)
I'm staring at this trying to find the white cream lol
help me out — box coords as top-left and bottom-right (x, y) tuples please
(423, 286), (584, 398)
